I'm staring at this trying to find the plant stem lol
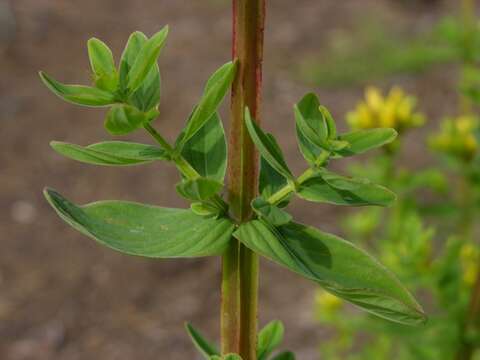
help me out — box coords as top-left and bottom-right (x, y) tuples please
(456, 172), (480, 360)
(267, 153), (331, 206)
(222, 0), (265, 359)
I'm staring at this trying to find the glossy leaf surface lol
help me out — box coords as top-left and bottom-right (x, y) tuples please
(87, 38), (118, 92)
(259, 157), (289, 203)
(181, 113), (227, 182)
(234, 220), (426, 325)
(298, 170), (396, 207)
(104, 104), (156, 135)
(50, 141), (168, 166)
(44, 189), (234, 258)
(177, 61), (237, 148)
(119, 31), (147, 91)
(39, 72), (116, 107)
(176, 178), (223, 202)
(336, 128), (398, 157)
(251, 198), (292, 226)
(245, 109), (293, 180)
(257, 320), (284, 360)
(118, 31), (161, 112)
(294, 94), (330, 158)
(127, 26), (168, 93)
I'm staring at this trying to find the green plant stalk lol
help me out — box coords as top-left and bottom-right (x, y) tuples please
(266, 153), (331, 206)
(222, 0), (265, 358)
(144, 122), (228, 212)
(144, 123), (199, 179)
(456, 171), (480, 360)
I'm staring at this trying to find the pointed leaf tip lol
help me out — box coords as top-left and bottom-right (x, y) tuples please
(43, 189), (234, 258)
(39, 71), (116, 107)
(185, 322), (220, 358)
(234, 220), (426, 326)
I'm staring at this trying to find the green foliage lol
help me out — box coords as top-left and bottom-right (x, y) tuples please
(39, 71), (116, 107)
(297, 169), (396, 207)
(126, 27), (168, 93)
(185, 323), (220, 358)
(176, 61), (237, 150)
(245, 109), (294, 180)
(251, 197), (292, 226)
(257, 320), (285, 360)
(181, 113), (227, 182)
(336, 129), (398, 157)
(234, 220), (424, 325)
(44, 188), (234, 258)
(176, 178), (224, 202)
(314, 67), (480, 358)
(87, 38), (118, 92)
(105, 104), (158, 135)
(40, 27), (425, 357)
(50, 141), (169, 166)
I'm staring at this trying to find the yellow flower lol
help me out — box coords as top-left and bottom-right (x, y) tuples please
(315, 290), (343, 314)
(365, 87), (383, 112)
(430, 115), (478, 161)
(347, 86), (424, 132)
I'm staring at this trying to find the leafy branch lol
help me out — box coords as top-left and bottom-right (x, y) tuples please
(39, 24), (426, 359)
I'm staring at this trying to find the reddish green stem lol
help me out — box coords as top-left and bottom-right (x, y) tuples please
(221, 0), (265, 359)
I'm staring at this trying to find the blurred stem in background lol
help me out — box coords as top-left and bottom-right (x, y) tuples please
(222, 0), (265, 358)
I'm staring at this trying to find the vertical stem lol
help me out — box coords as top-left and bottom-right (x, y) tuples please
(456, 172), (480, 360)
(221, 0), (265, 359)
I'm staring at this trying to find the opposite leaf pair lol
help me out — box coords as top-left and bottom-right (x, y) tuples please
(41, 28), (426, 331)
(186, 321), (294, 360)
(41, 28), (169, 135)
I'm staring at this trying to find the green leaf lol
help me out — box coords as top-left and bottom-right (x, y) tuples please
(234, 220), (426, 326)
(185, 323), (220, 359)
(297, 94), (328, 140)
(223, 355), (242, 360)
(118, 32), (161, 112)
(104, 104), (157, 135)
(177, 61), (237, 148)
(181, 113), (227, 182)
(298, 170), (396, 207)
(245, 109), (293, 180)
(50, 141), (168, 166)
(319, 105), (337, 139)
(335, 128), (398, 157)
(251, 198), (292, 226)
(271, 352), (295, 360)
(191, 202), (221, 218)
(257, 320), (285, 360)
(176, 178), (223, 202)
(294, 94), (331, 160)
(295, 125), (322, 166)
(127, 26), (169, 93)
(87, 38), (118, 92)
(119, 31), (148, 92)
(39, 71), (116, 107)
(44, 188), (234, 258)
(259, 157), (289, 206)
(128, 64), (161, 112)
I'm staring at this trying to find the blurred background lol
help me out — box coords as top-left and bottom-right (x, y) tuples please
(0, 0), (476, 359)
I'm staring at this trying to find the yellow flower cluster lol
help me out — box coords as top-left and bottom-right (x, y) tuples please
(347, 87), (425, 132)
(430, 115), (478, 162)
(460, 243), (479, 286)
(315, 290), (343, 315)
